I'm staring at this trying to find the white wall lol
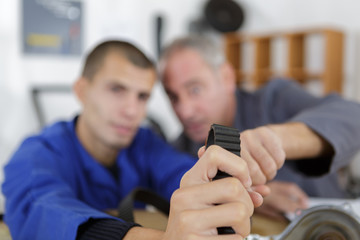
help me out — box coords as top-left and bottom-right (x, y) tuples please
(2, 0), (360, 212)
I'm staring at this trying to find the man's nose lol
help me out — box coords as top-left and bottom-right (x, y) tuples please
(176, 98), (195, 120)
(123, 95), (140, 118)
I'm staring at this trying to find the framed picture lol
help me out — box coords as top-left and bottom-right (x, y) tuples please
(22, 0), (83, 56)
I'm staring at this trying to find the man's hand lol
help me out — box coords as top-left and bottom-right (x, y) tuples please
(240, 126), (286, 185)
(162, 145), (263, 240)
(255, 181), (309, 221)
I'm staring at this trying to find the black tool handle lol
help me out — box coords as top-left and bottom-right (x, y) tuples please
(205, 124), (241, 234)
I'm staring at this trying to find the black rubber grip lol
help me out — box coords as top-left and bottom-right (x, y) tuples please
(205, 124), (241, 234)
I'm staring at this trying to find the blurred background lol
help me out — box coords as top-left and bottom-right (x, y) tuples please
(2, 0), (360, 213)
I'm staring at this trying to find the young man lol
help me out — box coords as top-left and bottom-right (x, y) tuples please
(159, 35), (360, 220)
(2, 40), (271, 239)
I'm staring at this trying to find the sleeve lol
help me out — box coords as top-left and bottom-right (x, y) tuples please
(77, 219), (140, 240)
(2, 140), (130, 240)
(265, 79), (360, 175)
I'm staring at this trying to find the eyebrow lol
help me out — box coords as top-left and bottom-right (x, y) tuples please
(184, 79), (202, 88)
(107, 81), (127, 89)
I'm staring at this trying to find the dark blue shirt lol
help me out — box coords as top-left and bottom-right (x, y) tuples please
(3, 117), (195, 239)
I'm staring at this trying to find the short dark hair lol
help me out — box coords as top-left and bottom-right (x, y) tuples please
(82, 40), (155, 80)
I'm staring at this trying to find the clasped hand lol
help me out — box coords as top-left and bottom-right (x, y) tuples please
(163, 144), (279, 240)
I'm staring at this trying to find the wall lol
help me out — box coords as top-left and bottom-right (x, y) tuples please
(1, 0), (360, 212)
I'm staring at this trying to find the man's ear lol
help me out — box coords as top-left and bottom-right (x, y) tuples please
(220, 62), (236, 92)
(73, 77), (88, 104)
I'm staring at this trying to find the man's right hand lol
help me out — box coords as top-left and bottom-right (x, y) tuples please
(240, 126), (286, 185)
(255, 181), (309, 221)
(162, 145), (263, 239)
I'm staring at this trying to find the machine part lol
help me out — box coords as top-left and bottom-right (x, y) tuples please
(205, 123), (241, 180)
(245, 204), (360, 240)
(205, 124), (241, 234)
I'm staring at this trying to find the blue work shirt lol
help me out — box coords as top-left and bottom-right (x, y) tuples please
(2, 117), (196, 239)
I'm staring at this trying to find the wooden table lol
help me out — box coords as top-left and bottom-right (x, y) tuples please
(0, 221), (11, 240)
(251, 214), (289, 236)
(0, 211), (289, 239)
(134, 210), (289, 236)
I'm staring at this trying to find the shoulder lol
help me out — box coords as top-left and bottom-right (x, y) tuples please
(254, 78), (311, 103)
(262, 78), (301, 93)
(11, 119), (76, 162)
(238, 78), (297, 98)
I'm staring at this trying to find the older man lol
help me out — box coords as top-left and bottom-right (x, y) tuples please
(159, 35), (360, 220)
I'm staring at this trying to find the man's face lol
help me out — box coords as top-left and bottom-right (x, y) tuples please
(78, 53), (156, 151)
(162, 49), (234, 143)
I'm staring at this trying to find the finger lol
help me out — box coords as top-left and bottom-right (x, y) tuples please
(263, 188), (306, 214)
(182, 145), (251, 189)
(173, 177), (254, 216)
(241, 128), (283, 181)
(248, 145), (277, 181)
(262, 127), (286, 168)
(184, 203), (252, 238)
(252, 184), (271, 197)
(241, 147), (267, 185)
(247, 189), (263, 208)
(271, 194), (304, 213)
(280, 184), (309, 208)
(197, 146), (206, 158)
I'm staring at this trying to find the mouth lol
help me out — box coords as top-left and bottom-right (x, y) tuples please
(111, 123), (134, 136)
(185, 122), (206, 135)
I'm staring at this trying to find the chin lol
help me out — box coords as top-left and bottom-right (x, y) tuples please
(110, 136), (134, 149)
(188, 133), (207, 143)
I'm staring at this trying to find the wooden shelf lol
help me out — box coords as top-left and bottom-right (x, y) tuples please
(224, 28), (344, 94)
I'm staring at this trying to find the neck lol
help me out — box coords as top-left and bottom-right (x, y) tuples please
(76, 116), (118, 167)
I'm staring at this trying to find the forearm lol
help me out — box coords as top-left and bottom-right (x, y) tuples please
(267, 122), (334, 160)
(124, 227), (164, 240)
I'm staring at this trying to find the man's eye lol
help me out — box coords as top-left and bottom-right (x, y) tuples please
(110, 86), (123, 93)
(168, 93), (178, 104)
(139, 93), (149, 101)
(190, 86), (201, 95)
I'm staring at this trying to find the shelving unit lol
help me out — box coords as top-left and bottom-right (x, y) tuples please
(224, 28), (344, 94)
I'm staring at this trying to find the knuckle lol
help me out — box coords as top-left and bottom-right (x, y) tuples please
(275, 151), (286, 168)
(176, 211), (194, 234)
(170, 188), (185, 206)
(187, 234), (199, 240)
(233, 203), (250, 220)
(206, 145), (221, 160)
(242, 225), (251, 237)
(248, 161), (260, 176)
(224, 178), (244, 197)
(178, 211), (190, 226)
(236, 218), (251, 237)
(179, 172), (190, 187)
(262, 160), (277, 180)
(253, 149), (266, 160)
(252, 171), (266, 185)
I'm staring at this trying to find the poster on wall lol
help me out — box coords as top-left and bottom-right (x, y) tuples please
(22, 0), (83, 56)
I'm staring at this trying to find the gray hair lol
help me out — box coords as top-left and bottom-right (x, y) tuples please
(159, 35), (225, 78)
